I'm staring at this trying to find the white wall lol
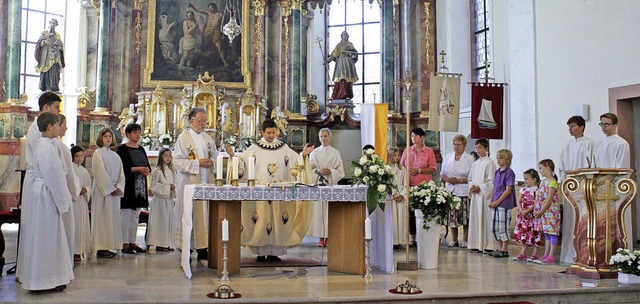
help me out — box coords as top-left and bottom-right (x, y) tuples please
(534, 0), (640, 166)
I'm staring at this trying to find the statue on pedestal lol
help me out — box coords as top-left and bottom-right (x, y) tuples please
(35, 19), (65, 93)
(325, 31), (358, 100)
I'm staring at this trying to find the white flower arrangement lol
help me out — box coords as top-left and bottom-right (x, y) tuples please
(225, 135), (237, 146)
(351, 149), (397, 214)
(159, 133), (173, 146)
(610, 248), (640, 275)
(140, 134), (152, 147)
(409, 180), (461, 230)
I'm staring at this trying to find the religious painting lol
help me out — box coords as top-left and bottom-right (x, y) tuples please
(394, 125), (439, 150)
(12, 116), (25, 139)
(144, 0), (251, 88)
(287, 127), (306, 149)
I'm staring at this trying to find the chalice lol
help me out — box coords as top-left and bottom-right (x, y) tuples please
(290, 166), (300, 182)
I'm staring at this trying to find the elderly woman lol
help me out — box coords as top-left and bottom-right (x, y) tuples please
(441, 134), (475, 248)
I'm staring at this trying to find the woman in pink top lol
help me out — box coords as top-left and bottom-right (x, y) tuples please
(400, 128), (438, 245)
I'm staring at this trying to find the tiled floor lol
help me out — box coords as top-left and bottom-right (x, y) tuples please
(1, 224), (639, 304)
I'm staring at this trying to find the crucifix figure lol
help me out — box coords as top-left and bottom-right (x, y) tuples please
(594, 179), (620, 265)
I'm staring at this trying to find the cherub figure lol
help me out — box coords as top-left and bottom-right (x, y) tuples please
(117, 103), (138, 132)
(270, 106), (290, 136)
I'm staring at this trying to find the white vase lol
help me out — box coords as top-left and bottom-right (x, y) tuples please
(415, 210), (440, 269)
(618, 273), (640, 285)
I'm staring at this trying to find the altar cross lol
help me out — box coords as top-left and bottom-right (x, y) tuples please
(595, 179), (620, 263)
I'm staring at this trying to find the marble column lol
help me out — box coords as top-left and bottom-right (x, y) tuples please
(3, 0), (21, 104)
(288, 0), (302, 114)
(393, 1), (402, 112)
(279, 1), (291, 111)
(252, 0), (267, 97)
(94, 0), (112, 112)
(129, 0), (144, 105)
(381, 0), (395, 110)
(0, 0), (7, 102)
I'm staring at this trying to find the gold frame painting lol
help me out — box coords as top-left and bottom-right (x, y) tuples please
(144, 0), (251, 88)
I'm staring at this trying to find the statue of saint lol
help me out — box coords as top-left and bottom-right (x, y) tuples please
(326, 31), (358, 100)
(35, 19), (65, 92)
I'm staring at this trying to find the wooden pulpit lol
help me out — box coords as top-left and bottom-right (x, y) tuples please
(562, 168), (637, 279)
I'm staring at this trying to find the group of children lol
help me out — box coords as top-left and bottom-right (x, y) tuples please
(384, 137), (562, 265)
(17, 93), (180, 292)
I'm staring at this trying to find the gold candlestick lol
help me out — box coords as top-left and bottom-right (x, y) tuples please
(215, 179), (225, 186)
(230, 179), (239, 187)
(247, 179), (256, 186)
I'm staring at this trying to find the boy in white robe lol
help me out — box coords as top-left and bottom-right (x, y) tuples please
(56, 114), (80, 265)
(19, 112), (74, 292)
(467, 139), (497, 253)
(595, 113), (630, 169)
(71, 146), (92, 260)
(17, 92), (61, 281)
(227, 120), (315, 262)
(558, 116), (595, 264)
(308, 128), (345, 246)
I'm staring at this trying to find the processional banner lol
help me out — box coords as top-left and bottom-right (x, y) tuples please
(427, 73), (461, 132)
(470, 83), (506, 139)
(360, 103), (389, 161)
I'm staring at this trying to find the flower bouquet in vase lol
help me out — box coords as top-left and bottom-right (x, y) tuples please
(140, 134), (152, 151)
(409, 180), (460, 269)
(351, 149), (396, 214)
(610, 248), (640, 284)
(159, 133), (173, 148)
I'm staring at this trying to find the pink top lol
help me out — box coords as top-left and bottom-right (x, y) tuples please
(400, 145), (437, 186)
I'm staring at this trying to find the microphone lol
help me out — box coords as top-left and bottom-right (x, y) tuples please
(315, 170), (328, 186)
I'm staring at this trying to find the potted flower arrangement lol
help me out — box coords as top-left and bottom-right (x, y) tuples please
(140, 134), (152, 149)
(610, 248), (640, 284)
(159, 133), (173, 147)
(409, 180), (461, 231)
(351, 148), (396, 214)
(225, 135), (237, 146)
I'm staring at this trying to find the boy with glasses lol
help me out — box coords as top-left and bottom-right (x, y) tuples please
(595, 113), (630, 168)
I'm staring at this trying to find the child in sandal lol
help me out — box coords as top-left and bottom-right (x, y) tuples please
(533, 159), (561, 265)
(513, 169), (541, 261)
(488, 149), (516, 258)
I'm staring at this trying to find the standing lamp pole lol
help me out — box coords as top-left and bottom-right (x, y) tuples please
(396, 68), (421, 270)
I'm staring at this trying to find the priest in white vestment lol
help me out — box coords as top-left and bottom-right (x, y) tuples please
(466, 139), (497, 253)
(17, 92), (60, 281)
(558, 116), (595, 264)
(307, 128), (345, 246)
(228, 119), (314, 262)
(19, 112), (74, 291)
(594, 113), (630, 169)
(173, 108), (217, 260)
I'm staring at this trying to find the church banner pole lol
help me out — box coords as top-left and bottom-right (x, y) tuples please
(396, 68), (419, 271)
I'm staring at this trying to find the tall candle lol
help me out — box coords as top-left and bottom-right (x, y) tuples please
(19, 137), (27, 170)
(216, 155), (224, 179)
(232, 156), (239, 180)
(364, 218), (372, 239)
(222, 218), (229, 241)
(247, 155), (255, 180)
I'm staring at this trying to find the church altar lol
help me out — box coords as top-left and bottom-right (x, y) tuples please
(180, 184), (367, 278)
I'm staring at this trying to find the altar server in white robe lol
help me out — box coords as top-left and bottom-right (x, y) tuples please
(467, 138), (497, 253)
(227, 119), (314, 262)
(91, 127), (125, 258)
(55, 115), (80, 265)
(173, 108), (217, 260)
(595, 113), (630, 169)
(558, 116), (595, 264)
(17, 92), (60, 281)
(388, 148), (407, 248)
(594, 112), (633, 249)
(147, 148), (177, 250)
(71, 146), (92, 260)
(308, 128), (345, 247)
(19, 112), (74, 292)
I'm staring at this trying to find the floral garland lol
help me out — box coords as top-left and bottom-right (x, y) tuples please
(351, 149), (396, 214)
(409, 180), (460, 231)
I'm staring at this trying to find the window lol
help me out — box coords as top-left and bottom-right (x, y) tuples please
(473, 0), (491, 82)
(20, 0), (65, 108)
(326, 2), (381, 109)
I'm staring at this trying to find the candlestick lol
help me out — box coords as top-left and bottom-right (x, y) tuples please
(364, 238), (374, 281)
(247, 155), (255, 180)
(232, 156), (239, 180)
(19, 137), (27, 170)
(222, 218), (229, 241)
(364, 217), (372, 240)
(217, 155), (224, 179)
(219, 240), (230, 285)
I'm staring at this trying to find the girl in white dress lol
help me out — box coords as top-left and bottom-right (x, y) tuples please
(388, 148), (408, 249)
(146, 148), (177, 251)
(91, 127), (125, 258)
(71, 146), (92, 261)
